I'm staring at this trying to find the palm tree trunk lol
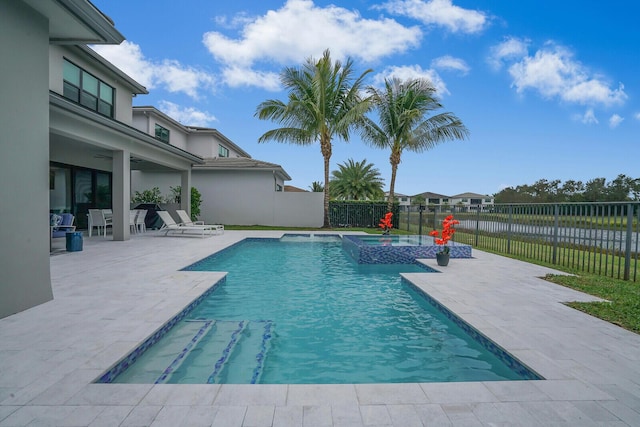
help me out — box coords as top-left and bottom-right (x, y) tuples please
(321, 135), (332, 228)
(387, 162), (398, 212)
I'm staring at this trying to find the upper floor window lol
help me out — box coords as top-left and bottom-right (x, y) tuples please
(218, 144), (229, 157)
(485, 198), (493, 203)
(154, 124), (170, 143)
(63, 59), (114, 118)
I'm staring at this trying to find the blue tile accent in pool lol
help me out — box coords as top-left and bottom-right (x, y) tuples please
(343, 234), (472, 264)
(403, 277), (543, 381)
(95, 277), (226, 384)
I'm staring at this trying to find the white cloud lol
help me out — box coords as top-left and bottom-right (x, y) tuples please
(575, 108), (598, 125)
(488, 37), (529, 70)
(91, 41), (216, 99)
(634, 112), (640, 121)
(493, 41), (627, 107)
(431, 55), (470, 75)
(376, 0), (488, 33)
(203, 0), (421, 90)
(609, 114), (624, 129)
(372, 65), (448, 96)
(157, 101), (217, 127)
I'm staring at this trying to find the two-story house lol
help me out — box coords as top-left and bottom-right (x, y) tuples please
(3, 0), (200, 317)
(1, 0), (322, 319)
(129, 107), (296, 226)
(450, 192), (495, 211)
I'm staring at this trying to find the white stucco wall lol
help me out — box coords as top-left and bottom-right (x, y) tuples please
(193, 170), (323, 227)
(132, 170), (323, 227)
(0, 2), (53, 318)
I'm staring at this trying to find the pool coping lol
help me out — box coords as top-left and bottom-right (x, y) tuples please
(1, 230), (639, 426)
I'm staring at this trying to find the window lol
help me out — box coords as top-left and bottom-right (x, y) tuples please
(218, 144), (229, 157)
(154, 124), (170, 143)
(400, 197), (408, 202)
(63, 59), (114, 118)
(485, 198), (492, 203)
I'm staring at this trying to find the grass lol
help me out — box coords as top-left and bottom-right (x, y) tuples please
(227, 224), (639, 334)
(543, 273), (640, 334)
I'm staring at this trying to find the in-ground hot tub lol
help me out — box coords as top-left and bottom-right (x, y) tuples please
(343, 234), (472, 264)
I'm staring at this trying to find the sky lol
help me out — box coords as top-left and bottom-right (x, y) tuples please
(90, 0), (639, 197)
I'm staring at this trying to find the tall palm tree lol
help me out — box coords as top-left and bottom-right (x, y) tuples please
(361, 78), (469, 212)
(255, 49), (372, 227)
(330, 158), (384, 200)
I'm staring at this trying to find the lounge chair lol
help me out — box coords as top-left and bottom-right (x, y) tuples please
(175, 210), (224, 234)
(157, 211), (217, 238)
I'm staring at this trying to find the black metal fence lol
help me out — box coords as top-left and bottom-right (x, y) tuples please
(329, 202), (399, 229)
(398, 202), (640, 281)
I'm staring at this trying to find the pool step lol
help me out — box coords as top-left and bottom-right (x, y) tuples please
(206, 320), (248, 383)
(147, 319), (274, 384)
(207, 320), (274, 384)
(154, 319), (215, 384)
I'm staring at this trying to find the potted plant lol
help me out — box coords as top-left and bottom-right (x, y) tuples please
(378, 212), (393, 235)
(429, 214), (459, 266)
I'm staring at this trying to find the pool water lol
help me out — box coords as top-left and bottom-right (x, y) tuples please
(110, 238), (538, 384)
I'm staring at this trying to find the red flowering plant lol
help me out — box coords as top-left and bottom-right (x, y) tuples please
(379, 212), (393, 235)
(429, 215), (460, 255)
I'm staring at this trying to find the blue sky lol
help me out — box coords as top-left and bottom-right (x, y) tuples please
(91, 0), (639, 197)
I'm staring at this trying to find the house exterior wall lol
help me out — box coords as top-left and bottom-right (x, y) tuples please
(187, 134), (246, 159)
(48, 45), (134, 125)
(131, 171), (181, 200)
(192, 170), (323, 227)
(0, 1), (53, 318)
(131, 110), (189, 150)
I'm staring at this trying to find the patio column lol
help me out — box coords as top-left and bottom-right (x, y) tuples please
(112, 150), (130, 241)
(180, 169), (191, 215)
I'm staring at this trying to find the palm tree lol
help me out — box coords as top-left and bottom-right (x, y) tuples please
(255, 49), (372, 227)
(361, 78), (469, 212)
(330, 158), (384, 200)
(309, 181), (324, 192)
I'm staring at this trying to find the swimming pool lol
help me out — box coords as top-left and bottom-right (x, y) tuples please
(100, 236), (540, 384)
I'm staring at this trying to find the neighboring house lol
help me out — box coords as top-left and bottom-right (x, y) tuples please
(412, 192), (452, 207)
(285, 185), (309, 192)
(384, 192), (412, 210)
(450, 192), (495, 210)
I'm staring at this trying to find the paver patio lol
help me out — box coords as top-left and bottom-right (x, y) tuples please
(1, 230), (639, 426)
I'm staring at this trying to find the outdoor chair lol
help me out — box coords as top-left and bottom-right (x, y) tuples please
(134, 209), (147, 233)
(175, 209), (224, 234)
(88, 209), (112, 237)
(50, 213), (76, 251)
(157, 211), (217, 238)
(129, 210), (138, 234)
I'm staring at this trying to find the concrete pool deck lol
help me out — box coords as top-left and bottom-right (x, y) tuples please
(0, 230), (639, 426)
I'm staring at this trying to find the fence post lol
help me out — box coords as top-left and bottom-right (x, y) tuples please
(624, 203), (633, 281)
(552, 204), (559, 264)
(475, 207), (480, 246)
(507, 205), (513, 254)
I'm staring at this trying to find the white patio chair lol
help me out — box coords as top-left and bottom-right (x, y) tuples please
(134, 209), (147, 233)
(88, 209), (112, 237)
(129, 210), (138, 234)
